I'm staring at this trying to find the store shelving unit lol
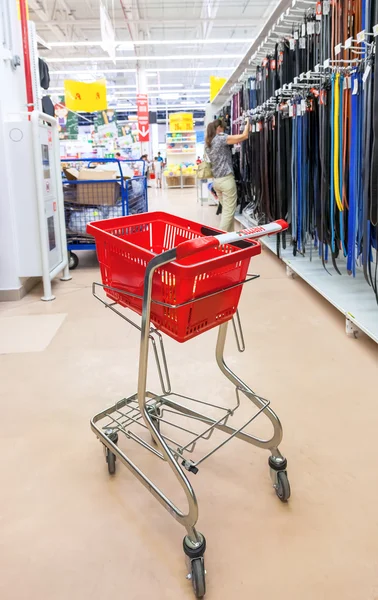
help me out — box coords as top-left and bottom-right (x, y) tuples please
(165, 131), (196, 188)
(166, 131), (196, 159)
(235, 213), (378, 343)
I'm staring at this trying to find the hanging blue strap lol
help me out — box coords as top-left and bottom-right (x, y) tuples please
(291, 110), (297, 244)
(330, 74), (336, 253)
(339, 75), (347, 256)
(302, 110), (308, 250)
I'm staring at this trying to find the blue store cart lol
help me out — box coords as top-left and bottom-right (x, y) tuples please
(62, 158), (148, 269)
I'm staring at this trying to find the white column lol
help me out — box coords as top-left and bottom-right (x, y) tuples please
(0, 0), (28, 299)
(136, 62), (150, 157)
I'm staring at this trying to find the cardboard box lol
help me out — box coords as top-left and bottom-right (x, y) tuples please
(64, 167), (121, 206)
(76, 181), (121, 205)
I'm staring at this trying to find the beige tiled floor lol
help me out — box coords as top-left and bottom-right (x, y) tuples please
(0, 187), (377, 600)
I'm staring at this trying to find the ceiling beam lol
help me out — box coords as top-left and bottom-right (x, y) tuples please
(28, 0), (67, 40)
(36, 17), (264, 27)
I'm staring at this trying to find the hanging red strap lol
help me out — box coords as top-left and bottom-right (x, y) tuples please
(19, 0), (34, 113)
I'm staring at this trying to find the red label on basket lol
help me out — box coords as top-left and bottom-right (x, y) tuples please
(137, 94), (149, 142)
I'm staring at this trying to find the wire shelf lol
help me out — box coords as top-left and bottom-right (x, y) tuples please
(97, 388), (270, 471)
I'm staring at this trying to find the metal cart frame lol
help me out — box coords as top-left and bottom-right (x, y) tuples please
(62, 158), (148, 269)
(90, 220), (290, 599)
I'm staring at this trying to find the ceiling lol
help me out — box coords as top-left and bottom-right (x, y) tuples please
(31, 0), (279, 110)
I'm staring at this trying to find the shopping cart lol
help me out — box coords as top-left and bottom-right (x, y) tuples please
(87, 212), (290, 598)
(62, 158), (147, 269)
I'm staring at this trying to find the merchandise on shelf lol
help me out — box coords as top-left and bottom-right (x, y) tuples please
(165, 131), (197, 156)
(223, 0), (378, 308)
(163, 162), (197, 188)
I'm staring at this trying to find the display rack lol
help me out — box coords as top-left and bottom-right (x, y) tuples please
(164, 130), (197, 188)
(235, 213), (378, 343)
(211, 0), (378, 343)
(163, 166), (196, 189)
(165, 131), (196, 162)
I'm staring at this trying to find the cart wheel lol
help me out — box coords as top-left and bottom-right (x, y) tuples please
(106, 449), (116, 475)
(191, 559), (206, 598)
(275, 471), (291, 502)
(68, 251), (79, 270)
(104, 429), (118, 476)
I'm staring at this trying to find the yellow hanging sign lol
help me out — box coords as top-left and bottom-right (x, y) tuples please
(64, 79), (108, 113)
(169, 112), (194, 132)
(210, 76), (227, 102)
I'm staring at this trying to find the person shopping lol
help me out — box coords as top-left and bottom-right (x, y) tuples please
(205, 118), (250, 231)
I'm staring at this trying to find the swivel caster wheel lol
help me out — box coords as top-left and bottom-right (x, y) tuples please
(269, 456), (291, 502)
(189, 558), (206, 598)
(275, 471), (291, 502)
(103, 429), (118, 475)
(68, 251), (79, 270)
(183, 534), (206, 598)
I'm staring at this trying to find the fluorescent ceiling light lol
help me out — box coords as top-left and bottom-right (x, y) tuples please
(50, 83), (185, 88)
(116, 89), (208, 95)
(159, 93), (180, 100)
(48, 38), (250, 48)
(50, 66), (234, 75)
(49, 83), (186, 91)
(48, 54), (243, 64)
(146, 72), (157, 77)
(200, 83), (211, 87)
(149, 83), (183, 87)
(114, 104), (207, 111)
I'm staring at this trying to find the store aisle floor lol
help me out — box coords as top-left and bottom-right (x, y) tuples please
(0, 188), (377, 600)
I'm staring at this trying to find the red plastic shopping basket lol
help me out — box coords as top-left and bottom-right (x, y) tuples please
(87, 212), (261, 343)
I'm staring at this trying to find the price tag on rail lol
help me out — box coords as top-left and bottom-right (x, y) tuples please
(299, 37), (306, 49)
(289, 37), (296, 50)
(374, 24), (378, 37)
(323, 0), (330, 14)
(345, 36), (353, 48)
(302, 23), (306, 37)
(315, 1), (322, 19)
(363, 64), (371, 84)
(335, 43), (342, 55)
(307, 21), (315, 35)
(294, 29), (299, 40)
(357, 30), (366, 43)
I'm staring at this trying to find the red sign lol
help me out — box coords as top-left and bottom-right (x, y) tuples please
(137, 93), (149, 142)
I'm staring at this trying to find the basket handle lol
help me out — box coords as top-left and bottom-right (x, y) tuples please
(176, 220), (288, 260)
